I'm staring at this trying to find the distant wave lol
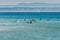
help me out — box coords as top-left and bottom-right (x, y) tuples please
(0, 7), (60, 12)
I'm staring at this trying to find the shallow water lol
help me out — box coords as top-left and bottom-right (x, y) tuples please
(0, 12), (60, 40)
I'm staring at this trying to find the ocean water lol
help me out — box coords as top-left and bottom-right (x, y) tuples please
(0, 12), (60, 40)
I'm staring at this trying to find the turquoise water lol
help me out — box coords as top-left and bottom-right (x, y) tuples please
(0, 12), (60, 20)
(0, 12), (60, 40)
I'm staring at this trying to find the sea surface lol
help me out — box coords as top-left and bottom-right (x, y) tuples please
(0, 12), (60, 40)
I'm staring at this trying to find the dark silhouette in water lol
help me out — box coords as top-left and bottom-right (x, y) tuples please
(27, 20), (32, 24)
(27, 21), (32, 24)
(15, 19), (21, 23)
(30, 20), (32, 24)
(40, 18), (41, 20)
(47, 19), (49, 21)
(15, 19), (37, 24)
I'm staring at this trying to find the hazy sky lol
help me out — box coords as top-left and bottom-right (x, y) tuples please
(0, 0), (60, 5)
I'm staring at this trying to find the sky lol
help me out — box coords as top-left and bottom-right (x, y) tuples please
(0, 0), (60, 5)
